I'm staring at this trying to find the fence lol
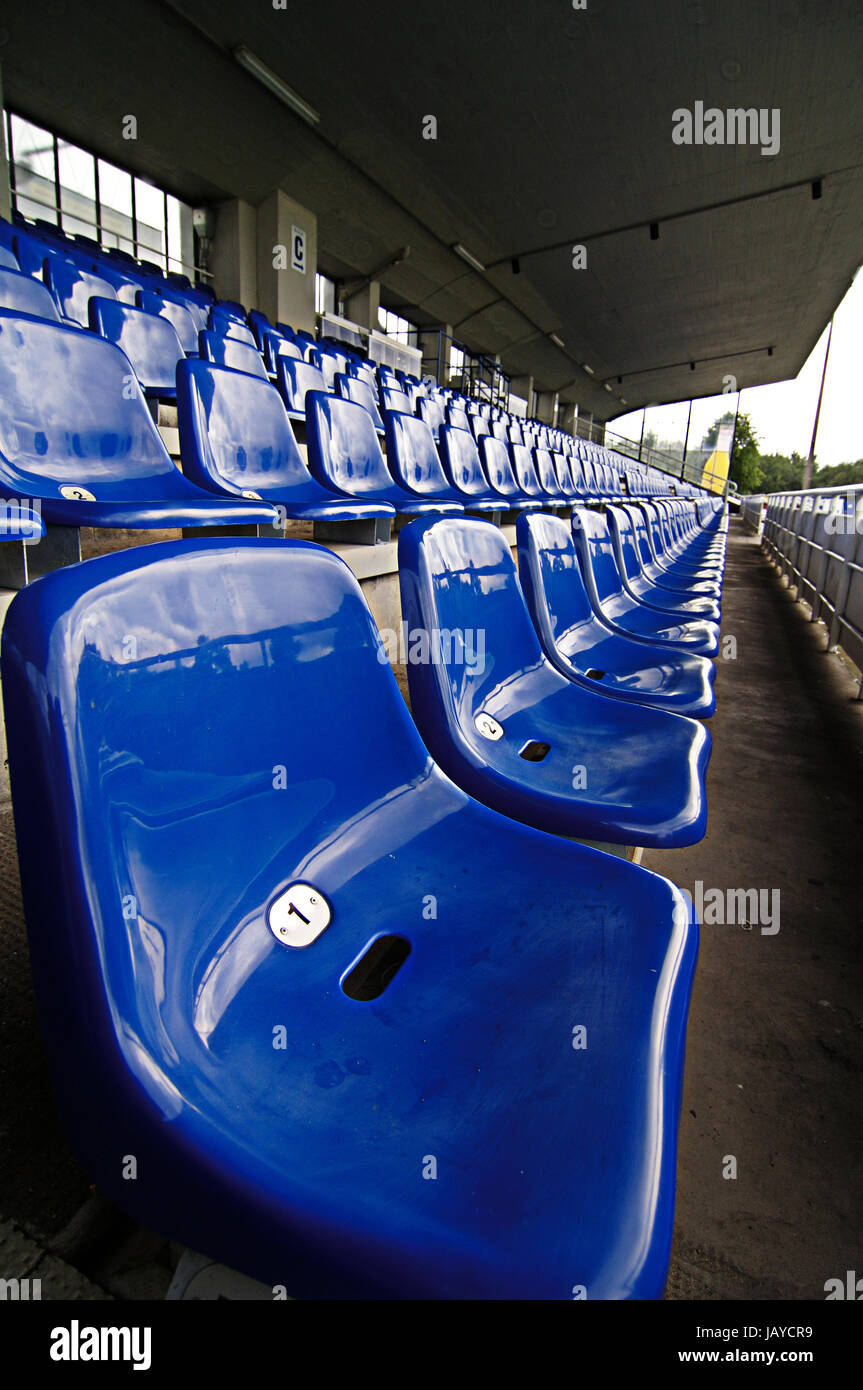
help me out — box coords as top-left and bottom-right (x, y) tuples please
(756, 485), (863, 694)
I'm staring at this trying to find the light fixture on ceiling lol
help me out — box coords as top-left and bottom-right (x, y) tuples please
(549, 333), (565, 350)
(234, 45), (320, 126)
(582, 363), (595, 375)
(603, 383), (613, 393)
(452, 243), (486, 273)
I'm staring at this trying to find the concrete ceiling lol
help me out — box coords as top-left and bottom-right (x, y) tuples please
(2, 0), (862, 419)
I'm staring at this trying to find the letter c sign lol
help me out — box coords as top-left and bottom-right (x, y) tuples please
(291, 226), (306, 274)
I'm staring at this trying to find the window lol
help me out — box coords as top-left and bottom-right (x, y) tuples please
(377, 306), (419, 347)
(315, 272), (336, 316)
(6, 111), (195, 276)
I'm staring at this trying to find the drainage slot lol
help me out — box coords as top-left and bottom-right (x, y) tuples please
(518, 740), (551, 762)
(341, 935), (412, 1001)
(585, 669), (606, 680)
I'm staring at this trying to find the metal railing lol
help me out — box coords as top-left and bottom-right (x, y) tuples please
(758, 484), (863, 695)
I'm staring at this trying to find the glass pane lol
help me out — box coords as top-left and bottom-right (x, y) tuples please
(57, 141), (97, 238)
(97, 158), (134, 254)
(166, 194), (184, 274)
(134, 178), (165, 263)
(11, 114), (56, 222)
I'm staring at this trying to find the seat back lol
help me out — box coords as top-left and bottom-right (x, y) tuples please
(509, 443), (544, 497)
(532, 448), (560, 496)
(398, 516), (548, 731)
(417, 396), (445, 439)
(177, 358), (311, 497)
(0, 264), (60, 320)
(44, 258), (119, 326)
(136, 289), (198, 354)
(0, 310), (191, 500)
(570, 507), (627, 604)
(199, 330), (268, 381)
(277, 357), (327, 415)
(335, 373), (384, 430)
(384, 411), (454, 498)
(89, 297), (184, 396)
(207, 309), (257, 347)
(439, 426), (494, 499)
(306, 391), (397, 498)
(516, 511), (598, 642)
(479, 436), (521, 497)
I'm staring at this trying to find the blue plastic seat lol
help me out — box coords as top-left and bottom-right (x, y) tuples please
(177, 359), (394, 524)
(532, 447), (565, 500)
(43, 258), (119, 326)
(623, 503), (722, 598)
(438, 426), (509, 511)
(2, 534), (698, 1300)
(0, 311), (279, 530)
(571, 508), (720, 657)
(398, 516), (711, 847)
(306, 392), (461, 516)
(382, 412), (465, 513)
(509, 443), (548, 502)
(208, 309), (257, 347)
(89, 297), (185, 400)
(277, 357), (328, 419)
(198, 329), (269, 381)
(605, 505), (722, 622)
(516, 513), (716, 718)
(335, 372), (385, 432)
(0, 265), (61, 321)
(260, 328), (302, 376)
(160, 285), (209, 334)
(136, 289), (198, 355)
(0, 243), (18, 270)
(479, 437), (539, 510)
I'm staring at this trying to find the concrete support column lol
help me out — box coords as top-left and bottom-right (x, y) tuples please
(419, 323), (452, 384)
(510, 375), (534, 414)
(210, 199), (257, 307)
(534, 390), (559, 425)
(0, 64), (11, 222)
(576, 410), (594, 440)
(342, 279), (380, 331)
(559, 402), (578, 436)
(256, 189), (317, 333)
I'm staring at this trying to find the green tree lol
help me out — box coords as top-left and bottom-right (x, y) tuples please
(728, 412), (763, 493)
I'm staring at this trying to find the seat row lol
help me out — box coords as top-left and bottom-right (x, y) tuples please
(2, 489), (725, 1298)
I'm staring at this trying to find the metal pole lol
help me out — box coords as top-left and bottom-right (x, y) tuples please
(803, 319), (833, 490)
(637, 407), (646, 462)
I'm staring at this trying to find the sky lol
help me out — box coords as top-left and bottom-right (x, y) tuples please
(610, 267), (863, 469)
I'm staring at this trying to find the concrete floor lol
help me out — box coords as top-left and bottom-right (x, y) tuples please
(653, 519), (863, 1299)
(0, 517), (860, 1298)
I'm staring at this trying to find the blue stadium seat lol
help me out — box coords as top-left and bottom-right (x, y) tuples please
(532, 447), (566, 500)
(2, 534), (698, 1300)
(207, 309), (257, 347)
(570, 508), (720, 656)
(0, 243), (18, 271)
(516, 512), (716, 718)
(509, 443), (549, 503)
(382, 412), (465, 513)
(438, 426), (509, 511)
(0, 264), (61, 321)
(398, 516), (711, 846)
(479, 437), (540, 510)
(177, 359), (394, 524)
(276, 357), (328, 419)
(335, 372), (385, 432)
(160, 285), (210, 334)
(0, 311), (279, 530)
(89, 297), (184, 400)
(136, 289), (199, 355)
(260, 328), (302, 376)
(306, 392), (461, 516)
(199, 329), (269, 381)
(605, 505), (722, 622)
(621, 503), (722, 599)
(43, 258), (119, 326)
